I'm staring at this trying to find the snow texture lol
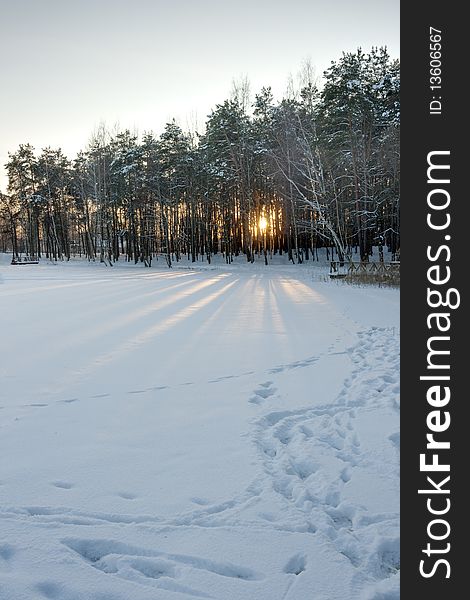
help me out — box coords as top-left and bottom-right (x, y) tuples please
(0, 255), (399, 600)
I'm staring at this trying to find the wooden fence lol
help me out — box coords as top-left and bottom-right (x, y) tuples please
(330, 261), (400, 284)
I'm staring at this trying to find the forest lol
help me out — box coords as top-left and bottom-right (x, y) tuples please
(0, 48), (399, 267)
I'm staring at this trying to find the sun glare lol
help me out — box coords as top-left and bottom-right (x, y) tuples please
(259, 216), (267, 232)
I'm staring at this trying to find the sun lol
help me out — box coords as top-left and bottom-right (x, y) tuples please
(259, 216), (267, 232)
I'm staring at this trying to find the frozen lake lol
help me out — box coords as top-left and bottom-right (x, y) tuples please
(0, 259), (400, 600)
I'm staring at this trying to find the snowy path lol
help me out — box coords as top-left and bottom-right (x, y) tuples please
(0, 260), (399, 600)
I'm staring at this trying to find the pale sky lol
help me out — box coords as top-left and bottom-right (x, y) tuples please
(0, 0), (399, 192)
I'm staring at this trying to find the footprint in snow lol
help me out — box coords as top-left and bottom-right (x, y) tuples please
(190, 497), (211, 506)
(340, 467), (352, 483)
(388, 432), (400, 449)
(208, 374), (236, 383)
(284, 554), (307, 575)
(249, 381), (276, 404)
(0, 543), (16, 561)
(51, 481), (74, 489)
(34, 581), (63, 599)
(258, 381), (273, 388)
(255, 388), (276, 399)
(269, 356), (318, 374)
(118, 492), (138, 500)
(63, 537), (265, 582)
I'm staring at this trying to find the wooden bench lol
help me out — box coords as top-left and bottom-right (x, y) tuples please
(11, 256), (39, 265)
(329, 261), (348, 278)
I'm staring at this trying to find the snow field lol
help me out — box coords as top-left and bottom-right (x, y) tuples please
(0, 258), (399, 600)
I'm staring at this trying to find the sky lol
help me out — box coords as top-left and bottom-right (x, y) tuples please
(0, 0), (399, 192)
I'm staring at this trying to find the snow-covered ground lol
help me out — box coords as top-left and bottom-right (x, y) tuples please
(0, 256), (399, 600)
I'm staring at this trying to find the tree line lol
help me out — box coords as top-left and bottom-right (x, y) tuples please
(0, 48), (399, 267)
